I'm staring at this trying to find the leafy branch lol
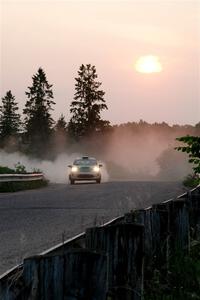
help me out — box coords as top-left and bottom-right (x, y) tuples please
(175, 135), (200, 174)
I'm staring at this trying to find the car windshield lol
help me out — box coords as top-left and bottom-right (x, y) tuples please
(74, 159), (97, 166)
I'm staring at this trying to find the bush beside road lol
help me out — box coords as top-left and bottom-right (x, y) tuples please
(0, 164), (47, 192)
(0, 178), (48, 193)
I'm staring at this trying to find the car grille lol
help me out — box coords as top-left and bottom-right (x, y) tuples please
(77, 174), (94, 179)
(79, 166), (91, 172)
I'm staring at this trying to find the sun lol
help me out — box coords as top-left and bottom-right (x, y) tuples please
(135, 55), (162, 74)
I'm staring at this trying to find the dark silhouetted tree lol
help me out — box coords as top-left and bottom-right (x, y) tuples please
(0, 91), (21, 148)
(55, 114), (67, 134)
(23, 68), (55, 156)
(68, 64), (109, 138)
(53, 114), (68, 154)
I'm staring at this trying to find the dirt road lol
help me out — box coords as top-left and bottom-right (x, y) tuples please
(0, 181), (185, 276)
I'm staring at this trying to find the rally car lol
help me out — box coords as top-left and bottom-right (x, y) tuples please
(68, 156), (102, 184)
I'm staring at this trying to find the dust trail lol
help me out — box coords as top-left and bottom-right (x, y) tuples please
(103, 126), (192, 180)
(0, 151), (109, 183)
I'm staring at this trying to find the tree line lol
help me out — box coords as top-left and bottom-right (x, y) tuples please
(1, 64), (200, 167)
(0, 64), (109, 157)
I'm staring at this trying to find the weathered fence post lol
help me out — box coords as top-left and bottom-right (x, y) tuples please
(188, 186), (200, 240)
(151, 198), (190, 273)
(124, 208), (153, 259)
(169, 199), (190, 252)
(64, 249), (107, 300)
(127, 204), (169, 271)
(39, 255), (64, 300)
(124, 208), (155, 290)
(23, 250), (107, 300)
(23, 255), (64, 300)
(147, 202), (169, 274)
(23, 256), (40, 300)
(86, 223), (144, 300)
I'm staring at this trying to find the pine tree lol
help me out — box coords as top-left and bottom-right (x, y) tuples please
(55, 114), (67, 134)
(23, 68), (55, 156)
(53, 114), (68, 154)
(0, 91), (21, 146)
(68, 64), (109, 138)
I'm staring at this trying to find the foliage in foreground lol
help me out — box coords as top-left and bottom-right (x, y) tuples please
(145, 244), (200, 300)
(175, 135), (200, 188)
(176, 135), (200, 174)
(183, 174), (200, 188)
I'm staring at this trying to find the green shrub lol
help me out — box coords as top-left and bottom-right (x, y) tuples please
(0, 162), (28, 174)
(0, 166), (16, 174)
(14, 162), (27, 174)
(183, 174), (200, 188)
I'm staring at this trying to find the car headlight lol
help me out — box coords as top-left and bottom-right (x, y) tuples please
(93, 165), (100, 172)
(71, 166), (78, 173)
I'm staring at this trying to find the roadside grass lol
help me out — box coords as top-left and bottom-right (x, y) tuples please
(145, 243), (200, 300)
(0, 179), (48, 192)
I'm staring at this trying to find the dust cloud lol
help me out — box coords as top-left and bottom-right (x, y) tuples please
(101, 126), (192, 181)
(0, 151), (109, 183)
(0, 124), (195, 183)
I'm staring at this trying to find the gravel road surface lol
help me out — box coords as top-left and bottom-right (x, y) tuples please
(0, 181), (185, 276)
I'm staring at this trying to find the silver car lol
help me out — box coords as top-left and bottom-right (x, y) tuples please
(68, 156), (102, 184)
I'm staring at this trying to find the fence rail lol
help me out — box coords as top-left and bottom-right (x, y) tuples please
(0, 173), (44, 182)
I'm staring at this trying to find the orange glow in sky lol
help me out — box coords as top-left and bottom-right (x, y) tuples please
(1, 1), (199, 125)
(135, 56), (162, 74)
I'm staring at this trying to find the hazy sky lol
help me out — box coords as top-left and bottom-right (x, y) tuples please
(1, 0), (200, 125)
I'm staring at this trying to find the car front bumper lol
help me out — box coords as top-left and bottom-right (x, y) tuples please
(69, 172), (101, 181)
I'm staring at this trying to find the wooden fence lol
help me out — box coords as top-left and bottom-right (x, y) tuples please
(0, 185), (200, 300)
